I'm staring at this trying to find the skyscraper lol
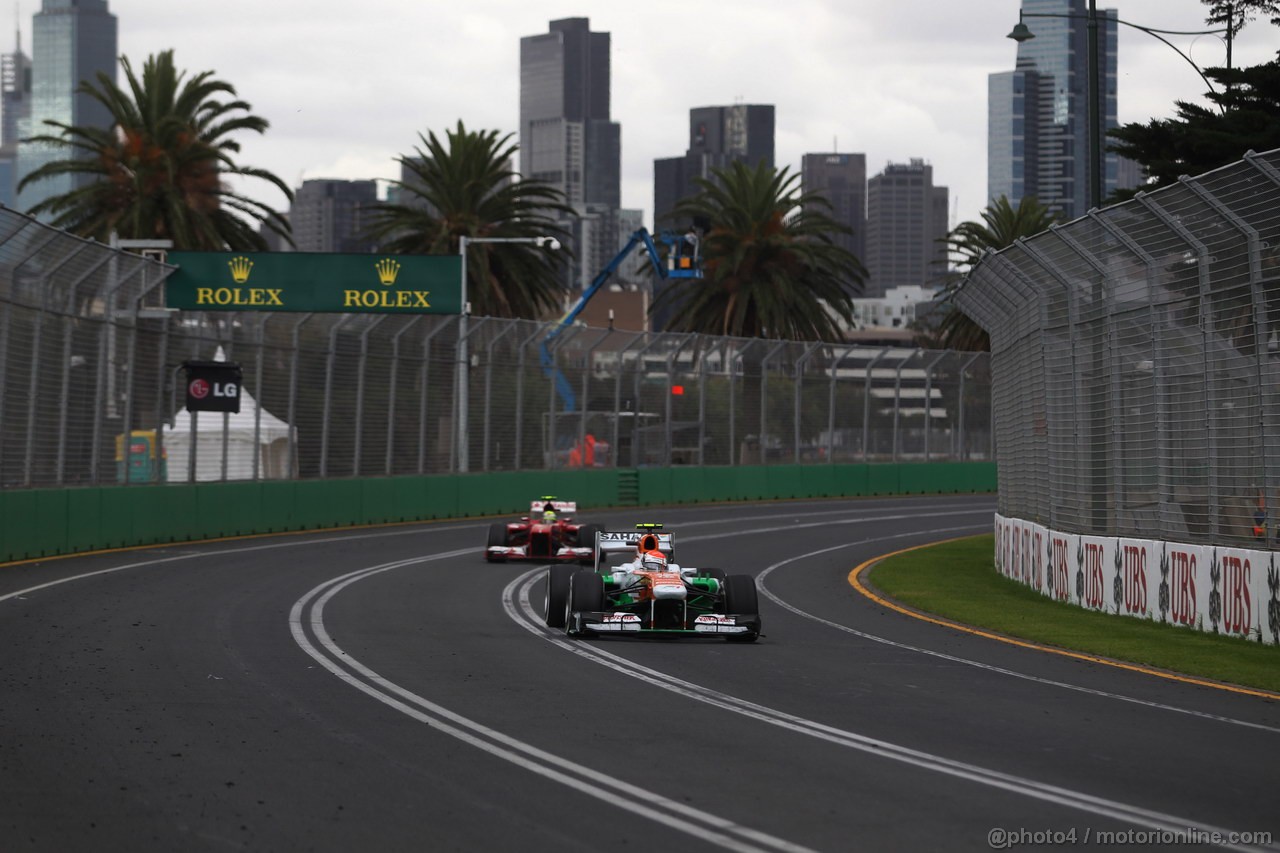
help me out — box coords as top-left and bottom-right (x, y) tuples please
(0, 23), (32, 206)
(988, 0), (1117, 220)
(865, 159), (948, 297)
(801, 152), (867, 294)
(519, 17), (620, 291)
(15, 0), (117, 216)
(651, 104), (774, 330)
(289, 179), (378, 253)
(653, 104), (775, 230)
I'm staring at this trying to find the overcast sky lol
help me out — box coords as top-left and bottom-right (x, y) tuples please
(97, 1), (1279, 232)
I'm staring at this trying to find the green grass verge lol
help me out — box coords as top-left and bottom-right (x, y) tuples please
(868, 534), (1280, 695)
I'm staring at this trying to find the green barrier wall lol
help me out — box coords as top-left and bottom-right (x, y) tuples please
(0, 462), (996, 563)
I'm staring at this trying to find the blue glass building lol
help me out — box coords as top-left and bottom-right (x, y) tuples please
(988, 0), (1118, 220)
(14, 0), (117, 217)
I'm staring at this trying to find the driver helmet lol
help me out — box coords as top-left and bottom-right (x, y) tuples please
(640, 549), (668, 571)
(542, 509), (557, 523)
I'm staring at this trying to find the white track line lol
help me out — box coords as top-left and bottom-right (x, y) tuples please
(506, 570), (1276, 852)
(753, 530), (1280, 736)
(289, 552), (816, 853)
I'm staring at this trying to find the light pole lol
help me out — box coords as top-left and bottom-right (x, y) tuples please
(456, 235), (560, 472)
(1008, 5), (1226, 210)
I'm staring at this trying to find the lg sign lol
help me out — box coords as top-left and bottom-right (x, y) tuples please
(183, 360), (242, 413)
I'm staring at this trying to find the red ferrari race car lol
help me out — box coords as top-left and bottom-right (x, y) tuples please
(484, 497), (601, 564)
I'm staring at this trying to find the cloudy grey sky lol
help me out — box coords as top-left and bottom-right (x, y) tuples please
(100, 1), (1278, 231)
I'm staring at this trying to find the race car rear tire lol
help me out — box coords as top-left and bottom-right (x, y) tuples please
(485, 523), (508, 562)
(569, 570), (605, 616)
(724, 574), (760, 643)
(545, 565), (576, 628)
(576, 524), (602, 563)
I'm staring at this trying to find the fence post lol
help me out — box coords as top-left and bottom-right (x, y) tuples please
(581, 327), (614, 466)
(353, 315), (391, 476)
(482, 319), (518, 472)
(386, 315), (425, 476)
(1184, 175), (1274, 543)
(320, 315), (354, 478)
(513, 322), (545, 471)
(417, 316), (459, 475)
(760, 341), (787, 465)
(1137, 192), (1219, 541)
(827, 345), (856, 463)
(863, 347), (889, 462)
(612, 333), (646, 468)
(794, 342), (821, 464)
(922, 350), (947, 462)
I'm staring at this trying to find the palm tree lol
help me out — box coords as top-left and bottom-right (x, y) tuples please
(654, 159), (864, 340)
(921, 194), (1060, 351)
(363, 122), (572, 320)
(17, 50), (291, 250)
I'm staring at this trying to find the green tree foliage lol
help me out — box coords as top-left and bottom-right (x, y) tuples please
(363, 122), (572, 320)
(653, 159), (864, 342)
(17, 50), (291, 250)
(1201, 1), (1280, 41)
(1107, 53), (1280, 199)
(919, 195), (1060, 352)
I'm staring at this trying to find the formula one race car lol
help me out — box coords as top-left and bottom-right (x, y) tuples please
(543, 523), (761, 641)
(484, 497), (601, 564)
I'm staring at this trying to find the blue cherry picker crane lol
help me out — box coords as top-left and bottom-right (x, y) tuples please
(539, 228), (703, 413)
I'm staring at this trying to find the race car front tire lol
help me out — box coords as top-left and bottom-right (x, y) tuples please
(486, 523), (508, 561)
(545, 564), (576, 628)
(724, 574), (760, 642)
(575, 524), (602, 563)
(568, 570), (605, 628)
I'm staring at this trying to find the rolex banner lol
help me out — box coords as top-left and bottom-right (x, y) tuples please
(165, 252), (463, 314)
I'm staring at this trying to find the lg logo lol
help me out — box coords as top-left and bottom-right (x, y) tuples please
(188, 378), (236, 400)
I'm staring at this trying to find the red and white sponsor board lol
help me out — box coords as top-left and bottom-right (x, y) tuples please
(994, 514), (1280, 642)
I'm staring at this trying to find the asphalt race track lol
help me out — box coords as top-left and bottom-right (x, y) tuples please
(2, 495), (1278, 852)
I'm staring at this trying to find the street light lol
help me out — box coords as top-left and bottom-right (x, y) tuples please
(455, 235), (560, 472)
(1007, 3), (1226, 210)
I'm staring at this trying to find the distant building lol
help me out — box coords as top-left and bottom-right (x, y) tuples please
(0, 24), (32, 206)
(849, 285), (939, 331)
(801, 152), (867, 295)
(289, 179), (378, 253)
(865, 159), (949, 297)
(653, 103), (775, 230)
(988, 0), (1119, 219)
(519, 17), (620, 292)
(651, 103), (774, 329)
(15, 0), (117, 217)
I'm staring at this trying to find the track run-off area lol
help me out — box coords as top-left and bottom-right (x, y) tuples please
(3, 495), (1278, 851)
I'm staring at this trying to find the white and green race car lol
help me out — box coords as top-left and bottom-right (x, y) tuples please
(544, 523), (761, 641)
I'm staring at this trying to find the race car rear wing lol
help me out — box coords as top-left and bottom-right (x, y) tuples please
(593, 529), (675, 561)
(530, 499), (577, 514)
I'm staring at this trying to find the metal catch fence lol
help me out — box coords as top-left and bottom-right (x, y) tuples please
(0, 208), (991, 490)
(957, 147), (1280, 549)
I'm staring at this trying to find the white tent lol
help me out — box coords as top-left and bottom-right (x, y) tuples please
(163, 351), (297, 482)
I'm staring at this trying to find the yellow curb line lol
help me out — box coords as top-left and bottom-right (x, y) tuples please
(849, 537), (1280, 702)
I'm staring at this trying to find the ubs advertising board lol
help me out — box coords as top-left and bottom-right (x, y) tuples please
(165, 252), (463, 314)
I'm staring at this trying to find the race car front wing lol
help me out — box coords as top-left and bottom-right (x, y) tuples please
(486, 545), (593, 562)
(567, 610), (762, 638)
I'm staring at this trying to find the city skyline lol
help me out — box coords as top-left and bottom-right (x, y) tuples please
(6, 1), (1276, 234)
